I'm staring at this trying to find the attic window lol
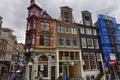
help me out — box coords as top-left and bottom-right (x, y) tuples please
(64, 12), (70, 23)
(84, 15), (90, 21)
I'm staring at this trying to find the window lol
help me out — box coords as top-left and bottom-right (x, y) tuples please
(87, 38), (94, 48)
(71, 27), (77, 34)
(90, 53), (97, 69)
(64, 12), (70, 23)
(36, 11), (39, 17)
(58, 26), (64, 33)
(84, 15), (91, 26)
(94, 39), (99, 49)
(58, 37), (64, 46)
(30, 11), (33, 16)
(26, 39), (32, 46)
(45, 23), (50, 31)
(96, 53), (101, 61)
(81, 38), (87, 48)
(40, 22), (44, 31)
(70, 52), (74, 60)
(64, 17), (70, 23)
(40, 35), (50, 46)
(45, 36), (50, 46)
(84, 15), (90, 21)
(83, 53), (90, 70)
(40, 35), (44, 45)
(80, 27), (85, 34)
(93, 29), (97, 35)
(65, 27), (70, 33)
(72, 38), (77, 47)
(40, 22), (50, 32)
(86, 28), (92, 35)
(66, 37), (71, 46)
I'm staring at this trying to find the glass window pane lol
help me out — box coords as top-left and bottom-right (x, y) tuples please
(40, 35), (44, 45)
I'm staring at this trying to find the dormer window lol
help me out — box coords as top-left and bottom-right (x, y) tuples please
(64, 12), (70, 23)
(64, 17), (70, 23)
(84, 15), (91, 26)
(84, 15), (90, 21)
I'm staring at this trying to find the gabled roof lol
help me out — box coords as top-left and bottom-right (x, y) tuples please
(81, 10), (91, 14)
(60, 6), (73, 11)
(27, 4), (43, 11)
(42, 11), (52, 19)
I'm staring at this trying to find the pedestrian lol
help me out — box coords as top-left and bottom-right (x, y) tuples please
(11, 72), (16, 80)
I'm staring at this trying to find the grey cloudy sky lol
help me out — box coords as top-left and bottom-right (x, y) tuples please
(0, 0), (120, 43)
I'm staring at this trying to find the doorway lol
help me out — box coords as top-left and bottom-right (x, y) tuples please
(51, 66), (55, 80)
(38, 63), (48, 77)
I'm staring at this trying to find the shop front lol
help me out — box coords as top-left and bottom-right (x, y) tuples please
(57, 50), (82, 79)
(25, 53), (56, 80)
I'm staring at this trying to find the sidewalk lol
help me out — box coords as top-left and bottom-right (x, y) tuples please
(0, 73), (11, 80)
(0, 72), (25, 80)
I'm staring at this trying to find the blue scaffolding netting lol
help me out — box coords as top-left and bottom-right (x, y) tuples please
(112, 18), (120, 51)
(97, 14), (111, 69)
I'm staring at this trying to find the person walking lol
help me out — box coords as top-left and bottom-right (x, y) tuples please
(11, 72), (16, 80)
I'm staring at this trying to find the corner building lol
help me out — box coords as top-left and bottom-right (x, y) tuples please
(25, 0), (56, 80)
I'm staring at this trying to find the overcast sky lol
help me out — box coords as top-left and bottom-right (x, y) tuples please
(0, 0), (120, 44)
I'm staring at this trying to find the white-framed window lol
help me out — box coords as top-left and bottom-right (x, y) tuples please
(36, 11), (39, 17)
(96, 53), (101, 61)
(81, 38), (87, 48)
(84, 15), (91, 26)
(40, 22), (50, 32)
(89, 53), (97, 70)
(93, 29), (97, 35)
(94, 39), (99, 49)
(72, 38), (78, 47)
(45, 23), (50, 31)
(87, 38), (94, 48)
(65, 27), (70, 33)
(58, 37), (64, 46)
(71, 27), (77, 34)
(66, 37), (71, 46)
(57, 26), (64, 33)
(86, 28), (92, 35)
(83, 53), (90, 70)
(80, 27), (85, 34)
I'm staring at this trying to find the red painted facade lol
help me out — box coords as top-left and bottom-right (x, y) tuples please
(25, 0), (55, 52)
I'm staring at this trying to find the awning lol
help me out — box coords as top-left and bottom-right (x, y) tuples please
(0, 64), (7, 67)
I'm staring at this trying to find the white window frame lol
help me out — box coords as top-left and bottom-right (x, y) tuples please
(86, 28), (92, 35)
(80, 27), (85, 34)
(83, 53), (91, 70)
(65, 27), (70, 33)
(66, 37), (71, 47)
(87, 38), (94, 49)
(72, 38), (78, 47)
(71, 27), (77, 34)
(93, 29), (97, 35)
(89, 53), (97, 70)
(81, 38), (87, 48)
(58, 37), (64, 47)
(94, 39), (99, 49)
(58, 26), (64, 33)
